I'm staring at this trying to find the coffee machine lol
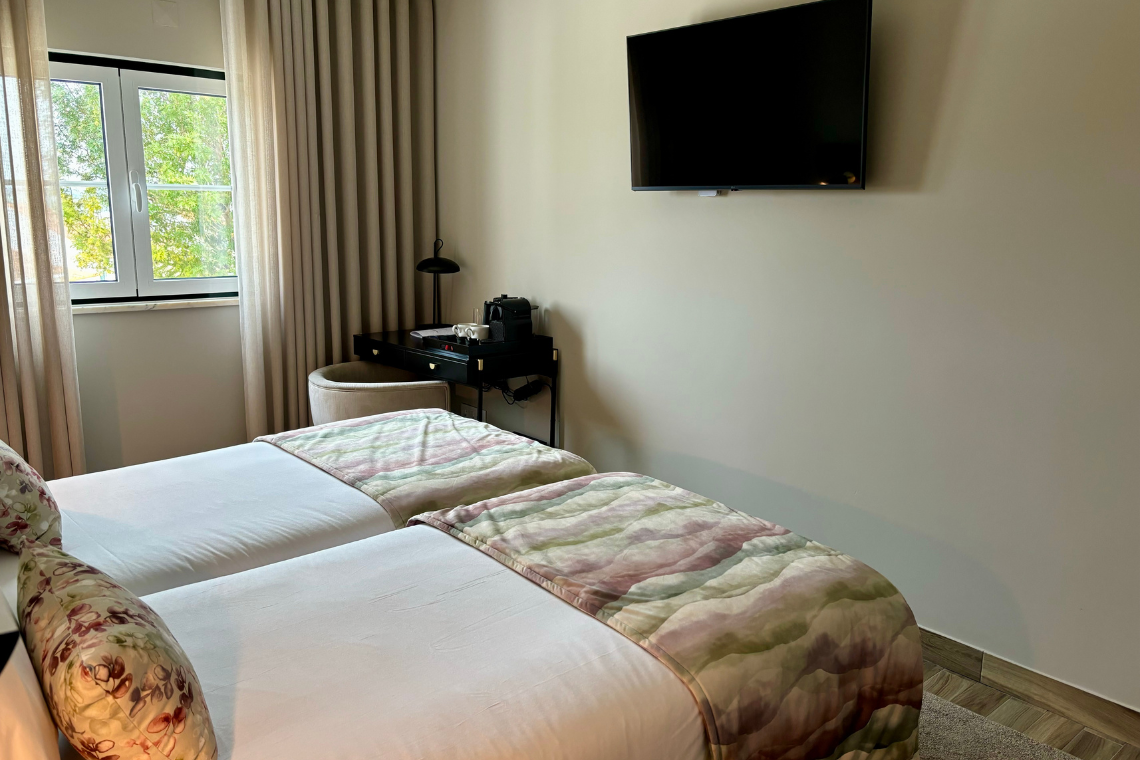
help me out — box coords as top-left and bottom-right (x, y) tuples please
(482, 295), (534, 343)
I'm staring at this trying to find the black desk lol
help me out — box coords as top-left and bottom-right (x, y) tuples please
(353, 330), (560, 447)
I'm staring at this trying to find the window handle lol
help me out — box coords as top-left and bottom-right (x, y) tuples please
(130, 171), (144, 212)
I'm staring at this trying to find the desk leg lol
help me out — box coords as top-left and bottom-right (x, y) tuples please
(549, 362), (559, 448)
(477, 384), (484, 422)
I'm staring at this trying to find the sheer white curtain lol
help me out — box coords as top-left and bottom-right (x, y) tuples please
(0, 0), (85, 478)
(221, 0), (437, 438)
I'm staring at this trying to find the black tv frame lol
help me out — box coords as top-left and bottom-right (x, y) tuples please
(627, 0), (873, 192)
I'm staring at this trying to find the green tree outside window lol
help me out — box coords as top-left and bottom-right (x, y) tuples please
(140, 89), (235, 279)
(52, 80), (115, 281)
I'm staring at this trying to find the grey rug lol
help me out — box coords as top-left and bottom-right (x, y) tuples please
(920, 692), (1072, 760)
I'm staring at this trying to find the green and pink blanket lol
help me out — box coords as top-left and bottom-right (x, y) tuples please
(259, 412), (921, 759)
(257, 409), (595, 527)
(411, 472), (923, 760)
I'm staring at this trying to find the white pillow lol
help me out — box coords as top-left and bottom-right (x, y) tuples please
(0, 594), (59, 760)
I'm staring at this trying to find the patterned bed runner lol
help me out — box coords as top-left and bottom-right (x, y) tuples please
(257, 409), (595, 528)
(410, 472), (922, 760)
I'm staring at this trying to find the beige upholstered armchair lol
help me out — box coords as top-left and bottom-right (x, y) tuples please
(307, 362), (450, 425)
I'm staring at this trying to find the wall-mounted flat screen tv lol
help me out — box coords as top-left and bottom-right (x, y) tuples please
(627, 0), (872, 191)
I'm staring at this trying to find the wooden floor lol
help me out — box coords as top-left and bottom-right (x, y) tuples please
(924, 660), (1140, 760)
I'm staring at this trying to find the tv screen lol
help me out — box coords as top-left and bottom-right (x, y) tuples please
(627, 0), (872, 191)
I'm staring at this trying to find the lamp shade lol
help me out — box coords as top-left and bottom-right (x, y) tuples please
(416, 257), (460, 274)
(418, 239), (460, 327)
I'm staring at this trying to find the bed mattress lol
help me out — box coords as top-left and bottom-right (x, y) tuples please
(3, 411), (593, 611)
(22, 442), (392, 604)
(131, 526), (708, 760)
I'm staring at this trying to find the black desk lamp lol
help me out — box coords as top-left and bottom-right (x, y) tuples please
(416, 238), (460, 327)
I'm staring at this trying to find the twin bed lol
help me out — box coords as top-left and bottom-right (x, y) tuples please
(4, 408), (922, 760)
(2, 409), (592, 603)
(142, 526), (710, 760)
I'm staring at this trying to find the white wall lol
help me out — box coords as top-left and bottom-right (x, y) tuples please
(435, 0), (1140, 708)
(73, 306), (246, 471)
(45, 0), (224, 68)
(46, 0), (245, 471)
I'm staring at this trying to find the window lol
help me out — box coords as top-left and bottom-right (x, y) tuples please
(50, 61), (235, 300)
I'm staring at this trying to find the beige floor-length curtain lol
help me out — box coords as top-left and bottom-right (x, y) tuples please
(0, 0), (85, 478)
(221, 0), (437, 439)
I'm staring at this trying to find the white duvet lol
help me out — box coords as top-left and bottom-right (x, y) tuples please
(41, 443), (391, 600)
(135, 526), (707, 760)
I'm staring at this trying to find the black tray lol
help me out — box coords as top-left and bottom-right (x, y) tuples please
(420, 333), (553, 357)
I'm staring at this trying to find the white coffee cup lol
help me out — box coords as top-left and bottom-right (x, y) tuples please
(453, 323), (491, 341)
(453, 323), (478, 339)
(453, 323), (490, 341)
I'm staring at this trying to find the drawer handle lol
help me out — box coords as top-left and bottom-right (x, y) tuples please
(429, 363), (437, 370)
(372, 349), (378, 356)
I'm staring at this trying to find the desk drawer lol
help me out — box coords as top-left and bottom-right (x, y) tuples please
(357, 337), (404, 367)
(406, 351), (469, 384)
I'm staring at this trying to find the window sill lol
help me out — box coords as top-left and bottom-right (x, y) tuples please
(71, 297), (239, 315)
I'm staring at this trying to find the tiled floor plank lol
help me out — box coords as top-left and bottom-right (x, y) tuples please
(923, 668), (955, 695)
(1110, 745), (1140, 760)
(919, 640), (1137, 758)
(989, 698), (1048, 733)
(1064, 729), (1123, 760)
(953, 680), (1009, 718)
(982, 655), (1140, 746)
(1025, 711), (1086, 750)
(925, 669), (973, 703)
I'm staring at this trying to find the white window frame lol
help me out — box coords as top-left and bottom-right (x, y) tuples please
(49, 63), (138, 299)
(49, 62), (236, 300)
(119, 70), (235, 297)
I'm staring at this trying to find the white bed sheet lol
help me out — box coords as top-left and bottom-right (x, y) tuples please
(31, 442), (393, 602)
(137, 526), (707, 760)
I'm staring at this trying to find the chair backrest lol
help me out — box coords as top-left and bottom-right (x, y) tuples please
(308, 362), (450, 425)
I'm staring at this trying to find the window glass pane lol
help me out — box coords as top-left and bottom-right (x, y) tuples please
(51, 80), (117, 282)
(146, 189), (234, 279)
(139, 89), (234, 279)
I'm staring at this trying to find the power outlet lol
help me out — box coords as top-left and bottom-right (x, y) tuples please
(460, 403), (483, 421)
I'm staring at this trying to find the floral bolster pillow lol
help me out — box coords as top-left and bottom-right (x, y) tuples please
(1, 594), (60, 760)
(0, 440), (62, 553)
(18, 543), (217, 760)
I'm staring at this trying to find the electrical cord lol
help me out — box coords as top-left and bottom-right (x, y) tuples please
(511, 376), (548, 404)
(481, 380), (517, 404)
(488, 376), (548, 406)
